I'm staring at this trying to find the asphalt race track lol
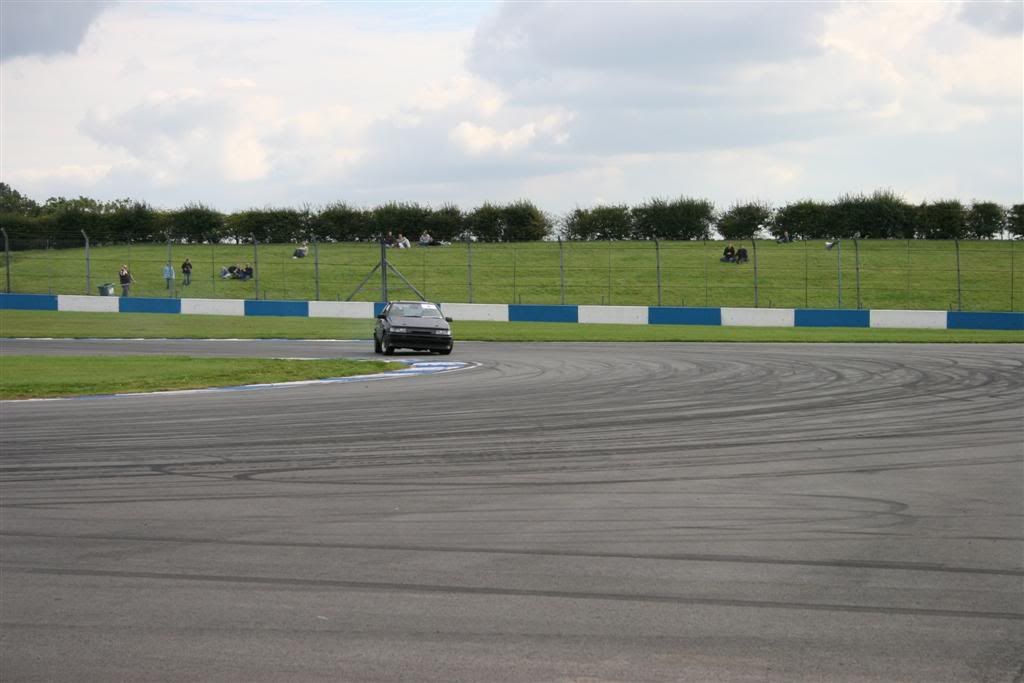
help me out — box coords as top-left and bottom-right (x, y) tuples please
(1, 339), (1022, 682)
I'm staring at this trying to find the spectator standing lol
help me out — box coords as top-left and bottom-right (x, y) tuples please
(162, 262), (175, 290)
(181, 258), (192, 286)
(118, 265), (134, 296)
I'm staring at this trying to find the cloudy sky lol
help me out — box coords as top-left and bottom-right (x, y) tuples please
(1, 0), (1021, 214)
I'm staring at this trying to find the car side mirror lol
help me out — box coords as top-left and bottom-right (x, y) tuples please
(445, 317), (453, 323)
(376, 312), (386, 319)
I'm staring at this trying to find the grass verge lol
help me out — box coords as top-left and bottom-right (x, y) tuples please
(2, 310), (1021, 343)
(0, 355), (405, 399)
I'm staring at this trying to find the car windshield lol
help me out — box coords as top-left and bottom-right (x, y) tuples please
(390, 304), (442, 318)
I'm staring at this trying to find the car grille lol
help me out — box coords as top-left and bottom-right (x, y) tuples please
(394, 328), (449, 345)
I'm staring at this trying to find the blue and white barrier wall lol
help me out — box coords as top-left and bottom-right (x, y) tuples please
(1, 294), (1022, 331)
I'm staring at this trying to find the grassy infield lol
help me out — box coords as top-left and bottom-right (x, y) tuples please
(1, 239), (1021, 398)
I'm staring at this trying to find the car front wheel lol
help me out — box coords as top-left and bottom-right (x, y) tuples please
(383, 334), (395, 355)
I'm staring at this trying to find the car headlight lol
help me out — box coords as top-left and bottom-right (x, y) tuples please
(434, 329), (450, 335)
(390, 327), (408, 333)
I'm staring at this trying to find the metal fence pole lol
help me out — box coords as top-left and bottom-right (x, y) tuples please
(955, 238), (962, 311)
(381, 239), (389, 302)
(837, 239), (842, 308)
(804, 238), (809, 308)
(466, 238), (473, 303)
(313, 237), (320, 301)
(655, 238), (662, 306)
(252, 235), (259, 300)
(47, 238), (53, 295)
(558, 237), (565, 305)
(751, 238), (759, 308)
(854, 237), (862, 310)
(703, 238), (709, 307)
(608, 240), (613, 306)
(167, 235), (174, 298)
(1012, 239), (1016, 311)
(81, 230), (91, 295)
(513, 244), (518, 304)
(906, 239), (911, 309)
(1, 229), (10, 294)
(211, 241), (216, 295)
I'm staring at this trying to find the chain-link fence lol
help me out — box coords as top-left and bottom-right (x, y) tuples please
(1, 231), (1020, 312)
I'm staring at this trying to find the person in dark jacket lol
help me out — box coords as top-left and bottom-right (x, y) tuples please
(118, 265), (134, 296)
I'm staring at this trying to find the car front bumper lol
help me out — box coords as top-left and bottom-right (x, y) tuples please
(387, 331), (453, 350)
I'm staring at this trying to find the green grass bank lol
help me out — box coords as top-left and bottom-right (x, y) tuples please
(3, 239), (1021, 311)
(0, 355), (404, 400)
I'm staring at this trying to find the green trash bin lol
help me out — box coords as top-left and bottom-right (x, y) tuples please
(98, 283), (115, 296)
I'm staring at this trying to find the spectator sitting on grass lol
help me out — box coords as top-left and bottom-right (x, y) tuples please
(721, 244), (736, 263)
(293, 243), (308, 258)
(735, 246), (749, 264)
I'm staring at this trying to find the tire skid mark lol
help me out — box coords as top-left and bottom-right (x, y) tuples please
(5, 564), (1022, 621)
(3, 530), (1020, 576)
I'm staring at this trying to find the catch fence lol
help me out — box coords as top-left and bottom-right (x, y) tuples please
(1, 232), (1020, 312)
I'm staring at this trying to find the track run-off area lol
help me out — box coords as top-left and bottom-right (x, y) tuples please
(1, 339), (1022, 682)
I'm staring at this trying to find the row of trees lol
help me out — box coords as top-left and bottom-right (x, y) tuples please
(1, 184), (1021, 249)
(566, 193), (1022, 241)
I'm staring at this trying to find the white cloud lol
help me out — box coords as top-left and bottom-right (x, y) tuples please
(449, 121), (536, 155)
(8, 163), (115, 186)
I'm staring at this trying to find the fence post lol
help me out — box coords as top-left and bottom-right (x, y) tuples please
(313, 237), (320, 301)
(608, 240), (613, 306)
(0, 229), (9, 294)
(558, 237), (565, 305)
(703, 238), (709, 307)
(466, 238), (473, 303)
(854, 237), (862, 310)
(955, 238), (962, 311)
(252, 235), (259, 300)
(166, 234), (174, 298)
(513, 244), (518, 304)
(804, 238), (809, 308)
(211, 241), (216, 295)
(381, 239), (389, 302)
(81, 230), (91, 295)
(655, 238), (662, 306)
(47, 238), (53, 295)
(837, 239), (842, 308)
(906, 239), (911, 309)
(1011, 239), (1015, 311)
(751, 238), (759, 308)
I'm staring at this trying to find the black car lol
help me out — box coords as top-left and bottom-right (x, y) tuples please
(374, 301), (453, 355)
